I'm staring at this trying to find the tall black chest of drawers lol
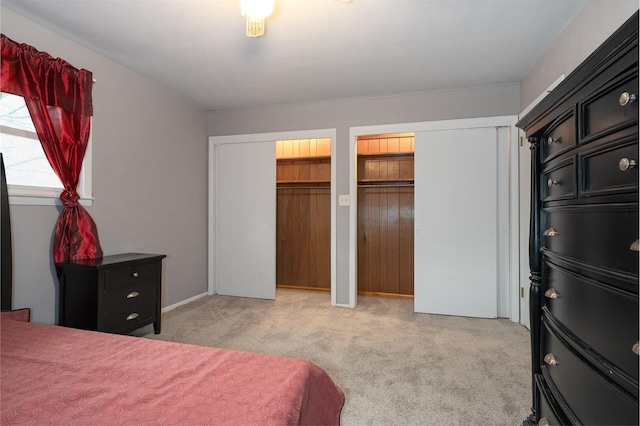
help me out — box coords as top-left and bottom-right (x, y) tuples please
(57, 253), (166, 335)
(518, 12), (639, 426)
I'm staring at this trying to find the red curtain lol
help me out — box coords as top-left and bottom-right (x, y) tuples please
(1, 34), (103, 263)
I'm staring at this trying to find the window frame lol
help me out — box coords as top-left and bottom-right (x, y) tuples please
(1, 93), (93, 207)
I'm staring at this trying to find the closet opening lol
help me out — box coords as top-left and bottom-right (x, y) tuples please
(357, 133), (414, 298)
(276, 138), (331, 293)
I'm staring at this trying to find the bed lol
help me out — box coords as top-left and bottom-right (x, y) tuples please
(0, 155), (344, 425)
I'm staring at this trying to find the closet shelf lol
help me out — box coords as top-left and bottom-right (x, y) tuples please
(357, 179), (414, 186)
(277, 180), (330, 189)
(277, 155), (331, 163)
(277, 180), (330, 185)
(357, 152), (414, 159)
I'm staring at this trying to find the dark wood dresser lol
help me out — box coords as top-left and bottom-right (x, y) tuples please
(57, 253), (166, 335)
(517, 12), (639, 426)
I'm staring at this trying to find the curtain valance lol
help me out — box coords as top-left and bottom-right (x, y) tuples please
(1, 34), (93, 116)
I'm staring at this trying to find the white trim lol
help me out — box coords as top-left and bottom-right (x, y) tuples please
(161, 292), (209, 313)
(208, 129), (337, 305)
(9, 194), (92, 207)
(208, 141), (216, 295)
(349, 115), (520, 318)
(330, 130), (337, 306)
(508, 125), (520, 323)
(520, 75), (565, 118)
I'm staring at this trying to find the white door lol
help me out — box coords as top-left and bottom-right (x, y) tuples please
(414, 127), (498, 318)
(215, 141), (276, 300)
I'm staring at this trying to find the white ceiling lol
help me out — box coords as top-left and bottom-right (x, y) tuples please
(2, 0), (586, 111)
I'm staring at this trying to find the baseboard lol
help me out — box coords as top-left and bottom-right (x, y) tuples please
(162, 292), (209, 313)
(358, 291), (414, 299)
(277, 285), (330, 292)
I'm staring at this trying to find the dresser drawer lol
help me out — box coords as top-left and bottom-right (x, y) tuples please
(541, 159), (576, 202)
(101, 280), (157, 316)
(541, 320), (639, 425)
(581, 139), (638, 197)
(104, 262), (160, 290)
(581, 72), (638, 142)
(99, 300), (156, 334)
(542, 111), (576, 163)
(544, 258), (639, 381)
(542, 206), (639, 274)
(535, 374), (570, 425)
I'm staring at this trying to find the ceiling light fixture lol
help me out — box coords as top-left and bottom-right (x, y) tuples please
(240, 0), (275, 38)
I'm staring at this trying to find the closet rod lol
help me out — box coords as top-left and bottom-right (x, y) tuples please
(277, 186), (331, 190)
(357, 183), (414, 188)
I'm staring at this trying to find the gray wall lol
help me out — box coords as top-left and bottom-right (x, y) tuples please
(2, 8), (210, 324)
(520, 0), (638, 111)
(208, 84), (521, 305)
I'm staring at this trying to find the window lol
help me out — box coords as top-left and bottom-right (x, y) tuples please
(0, 92), (92, 205)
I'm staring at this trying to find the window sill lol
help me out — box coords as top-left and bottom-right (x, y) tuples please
(9, 194), (93, 207)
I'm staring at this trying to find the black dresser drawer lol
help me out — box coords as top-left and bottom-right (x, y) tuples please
(535, 374), (570, 425)
(542, 205), (639, 274)
(542, 159), (576, 201)
(99, 301), (156, 334)
(104, 262), (160, 290)
(543, 258), (639, 381)
(101, 280), (157, 316)
(580, 71), (638, 142)
(541, 319), (639, 425)
(542, 110), (577, 163)
(580, 139), (638, 197)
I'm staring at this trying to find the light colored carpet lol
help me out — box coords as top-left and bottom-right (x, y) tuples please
(142, 289), (531, 425)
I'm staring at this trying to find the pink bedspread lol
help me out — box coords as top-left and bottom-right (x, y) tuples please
(0, 312), (344, 425)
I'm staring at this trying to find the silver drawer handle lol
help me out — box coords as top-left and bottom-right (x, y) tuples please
(619, 91), (637, 106)
(127, 291), (139, 299)
(544, 288), (559, 299)
(633, 342), (640, 355)
(543, 228), (559, 237)
(126, 313), (139, 321)
(546, 137), (560, 145)
(547, 178), (559, 187)
(544, 353), (558, 366)
(619, 158), (637, 171)
(538, 418), (550, 426)
(631, 240), (640, 251)
(131, 272), (139, 278)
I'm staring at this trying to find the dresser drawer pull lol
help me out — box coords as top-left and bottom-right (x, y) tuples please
(547, 178), (559, 187)
(126, 313), (139, 321)
(544, 353), (558, 366)
(131, 272), (139, 278)
(630, 240), (640, 251)
(633, 342), (640, 355)
(538, 418), (549, 426)
(543, 228), (559, 237)
(126, 291), (140, 299)
(544, 288), (559, 299)
(618, 157), (637, 171)
(546, 136), (560, 145)
(619, 91), (637, 106)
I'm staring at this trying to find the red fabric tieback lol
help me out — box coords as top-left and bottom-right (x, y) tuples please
(60, 189), (80, 207)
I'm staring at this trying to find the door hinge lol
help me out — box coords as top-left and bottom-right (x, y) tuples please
(520, 287), (525, 298)
(519, 136), (524, 147)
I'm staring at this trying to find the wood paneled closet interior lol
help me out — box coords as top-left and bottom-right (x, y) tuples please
(276, 138), (331, 291)
(357, 134), (415, 297)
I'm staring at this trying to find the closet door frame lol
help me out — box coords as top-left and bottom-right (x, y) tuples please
(349, 116), (521, 322)
(208, 129), (337, 304)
